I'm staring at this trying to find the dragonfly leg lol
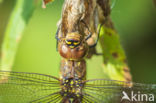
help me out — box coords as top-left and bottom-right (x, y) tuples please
(88, 23), (103, 48)
(80, 20), (92, 41)
(55, 24), (61, 51)
(85, 32), (92, 41)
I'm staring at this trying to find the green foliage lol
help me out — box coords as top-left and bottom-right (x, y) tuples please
(99, 26), (129, 81)
(0, 0), (3, 4)
(0, 0), (41, 71)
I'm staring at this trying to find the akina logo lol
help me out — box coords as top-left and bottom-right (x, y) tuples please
(121, 91), (155, 102)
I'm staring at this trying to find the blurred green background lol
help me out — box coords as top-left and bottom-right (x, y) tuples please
(0, 0), (156, 83)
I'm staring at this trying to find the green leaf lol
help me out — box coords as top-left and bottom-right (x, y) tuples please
(99, 26), (131, 82)
(0, 0), (41, 71)
(0, 0), (3, 4)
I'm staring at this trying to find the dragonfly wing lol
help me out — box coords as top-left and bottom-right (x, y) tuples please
(0, 71), (61, 103)
(83, 79), (156, 103)
(30, 92), (62, 103)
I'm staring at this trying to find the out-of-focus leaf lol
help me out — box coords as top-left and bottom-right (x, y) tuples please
(0, 0), (3, 4)
(0, 0), (41, 72)
(42, 0), (54, 8)
(99, 25), (132, 82)
(111, 0), (117, 9)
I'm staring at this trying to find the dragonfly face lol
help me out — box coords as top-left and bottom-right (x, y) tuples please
(58, 33), (89, 60)
(65, 33), (81, 49)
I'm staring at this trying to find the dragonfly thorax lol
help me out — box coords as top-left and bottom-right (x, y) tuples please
(60, 78), (84, 101)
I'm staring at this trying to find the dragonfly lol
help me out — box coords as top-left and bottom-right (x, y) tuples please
(0, 0), (155, 103)
(55, 0), (105, 86)
(0, 71), (156, 103)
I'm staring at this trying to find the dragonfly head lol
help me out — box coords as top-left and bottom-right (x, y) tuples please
(61, 78), (84, 100)
(58, 33), (88, 60)
(65, 32), (82, 49)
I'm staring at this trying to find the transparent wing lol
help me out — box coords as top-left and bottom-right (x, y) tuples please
(0, 71), (62, 103)
(82, 79), (156, 103)
(30, 92), (62, 103)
